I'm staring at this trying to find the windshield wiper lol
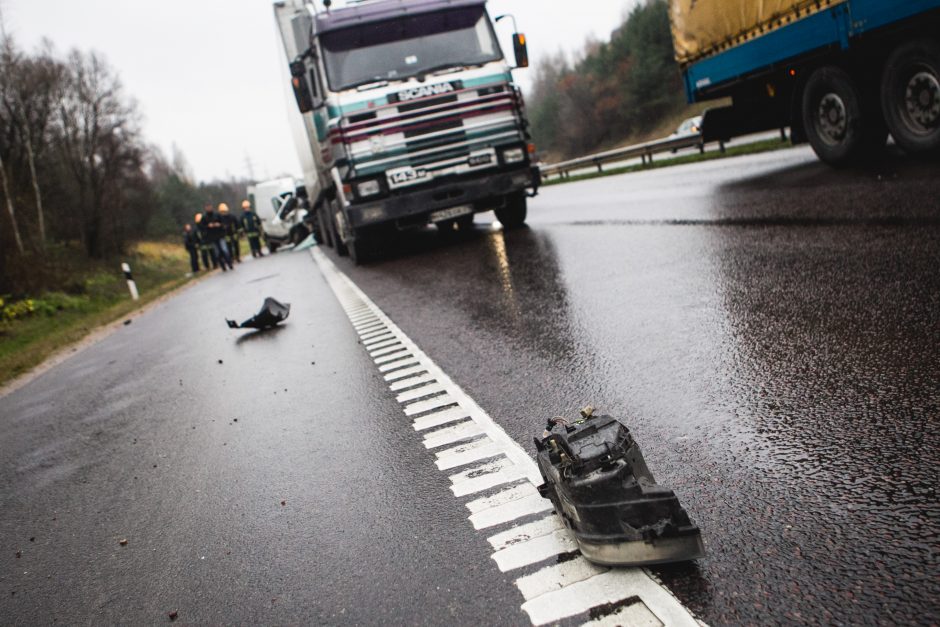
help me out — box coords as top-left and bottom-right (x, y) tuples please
(417, 63), (469, 81)
(341, 76), (392, 91)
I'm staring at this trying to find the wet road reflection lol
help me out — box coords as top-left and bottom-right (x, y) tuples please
(337, 147), (940, 625)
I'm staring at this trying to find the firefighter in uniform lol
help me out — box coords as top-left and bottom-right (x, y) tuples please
(182, 223), (199, 273)
(205, 204), (234, 271)
(194, 212), (217, 270)
(240, 200), (264, 258)
(219, 203), (241, 263)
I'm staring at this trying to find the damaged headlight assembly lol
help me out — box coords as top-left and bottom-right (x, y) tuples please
(535, 406), (705, 567)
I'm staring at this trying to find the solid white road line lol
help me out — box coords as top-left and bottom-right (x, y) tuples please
(310, 248), (701, 627)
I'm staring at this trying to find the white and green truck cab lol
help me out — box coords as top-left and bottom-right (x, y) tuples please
(273, 0), (539, 263)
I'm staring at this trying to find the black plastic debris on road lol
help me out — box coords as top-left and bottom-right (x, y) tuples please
(226, 297), (291, 330)
(535, 405), (705, 567)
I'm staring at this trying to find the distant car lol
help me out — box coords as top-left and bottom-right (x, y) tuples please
(670, 115), (704, 152)
(672, 115), (703, 137)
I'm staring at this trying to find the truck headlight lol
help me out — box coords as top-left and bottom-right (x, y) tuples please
(502, 147), (526, 164)
(356, 179), (382, 198)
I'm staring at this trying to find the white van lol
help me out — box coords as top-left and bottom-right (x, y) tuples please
(246, 177), (310, 252)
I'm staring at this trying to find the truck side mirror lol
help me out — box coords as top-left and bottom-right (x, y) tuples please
(512, 33), (529, 68)
(290, 61), (313, 113)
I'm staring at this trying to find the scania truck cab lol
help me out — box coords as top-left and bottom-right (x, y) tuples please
(274, 0), (539, 263)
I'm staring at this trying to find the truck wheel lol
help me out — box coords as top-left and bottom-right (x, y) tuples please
(331, 202), (348, 257)
(348, 235), (372, 265)
(881, 39), (940, 155)
(802, 66), (884, 165)
(495, 192), (527, 229)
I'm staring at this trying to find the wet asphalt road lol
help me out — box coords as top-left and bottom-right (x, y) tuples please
(0, 253), (528, 625)
(334, 145), (940, 625)
(1, 144), (938, 625)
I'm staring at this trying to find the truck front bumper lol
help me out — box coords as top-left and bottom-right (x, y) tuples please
(345, 165), (540, 230)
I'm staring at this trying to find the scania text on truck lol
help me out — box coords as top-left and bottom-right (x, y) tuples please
(274, 0), (540, 263)
(669, 0), (940, 165)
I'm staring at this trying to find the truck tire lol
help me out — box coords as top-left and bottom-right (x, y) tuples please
(495, 191), (527, 229)
(331, 201), (348, 257)
(348, 234), (372, 265)
(802, 66), (884, 165)
(881, 39), (940, 156)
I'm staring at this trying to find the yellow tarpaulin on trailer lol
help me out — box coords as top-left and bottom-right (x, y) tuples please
(669, 0), (847, 66)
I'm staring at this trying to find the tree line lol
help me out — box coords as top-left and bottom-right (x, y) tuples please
(527, 0), (685, 160)
(0, 39), (248, 296)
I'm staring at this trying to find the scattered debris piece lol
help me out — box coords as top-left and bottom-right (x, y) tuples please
(280, 500), (286, 506)
(535, 405), (704, 567)
(123, 319), (132, 326)
(233, 418), (238, 422)
(119, 539), (128, 546)
(29, 537), (34, 542)
(218, 359), (223, 364)
(226, 297), (290, 330)
(168, 610), (178, 621)
(15, 551), (21, 559)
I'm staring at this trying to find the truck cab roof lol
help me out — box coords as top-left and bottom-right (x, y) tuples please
(314, 0), (486, 34)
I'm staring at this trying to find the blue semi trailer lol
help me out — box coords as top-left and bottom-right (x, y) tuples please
(669, 0), (940, 165)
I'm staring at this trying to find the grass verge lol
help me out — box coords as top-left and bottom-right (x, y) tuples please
(0, 241), (196, 386)
(542, 137), (794, 187)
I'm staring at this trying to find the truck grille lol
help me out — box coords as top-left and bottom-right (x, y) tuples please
(333, 81), (524, 183)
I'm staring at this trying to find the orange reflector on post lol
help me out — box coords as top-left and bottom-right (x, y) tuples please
(527, 143), (536, 154)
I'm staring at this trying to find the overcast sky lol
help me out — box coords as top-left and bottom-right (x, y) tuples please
(3, 0), (636, 182)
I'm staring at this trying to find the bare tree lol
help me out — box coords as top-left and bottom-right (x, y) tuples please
(56, 50), (142, 257)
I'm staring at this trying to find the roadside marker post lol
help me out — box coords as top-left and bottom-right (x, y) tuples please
(121, 263), (139, 300)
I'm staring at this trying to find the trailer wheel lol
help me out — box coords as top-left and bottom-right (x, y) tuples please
(495, 191), (527, 229)
(802, 66), (884, 165)
(881, 39), (940, 155)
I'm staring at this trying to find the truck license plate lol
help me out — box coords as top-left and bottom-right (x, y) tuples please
(387, 166), (428, 188)
(430, 205), (473, 223)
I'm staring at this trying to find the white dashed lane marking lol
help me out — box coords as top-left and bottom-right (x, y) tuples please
(311, 248), (701, 626)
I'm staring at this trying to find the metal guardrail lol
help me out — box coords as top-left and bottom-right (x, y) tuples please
(539, 133), (710, 179)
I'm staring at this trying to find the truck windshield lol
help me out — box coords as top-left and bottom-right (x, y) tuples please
(320, 7), (502, 91)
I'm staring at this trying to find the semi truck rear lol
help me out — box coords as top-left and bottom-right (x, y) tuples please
(670, 0), (940, 165)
